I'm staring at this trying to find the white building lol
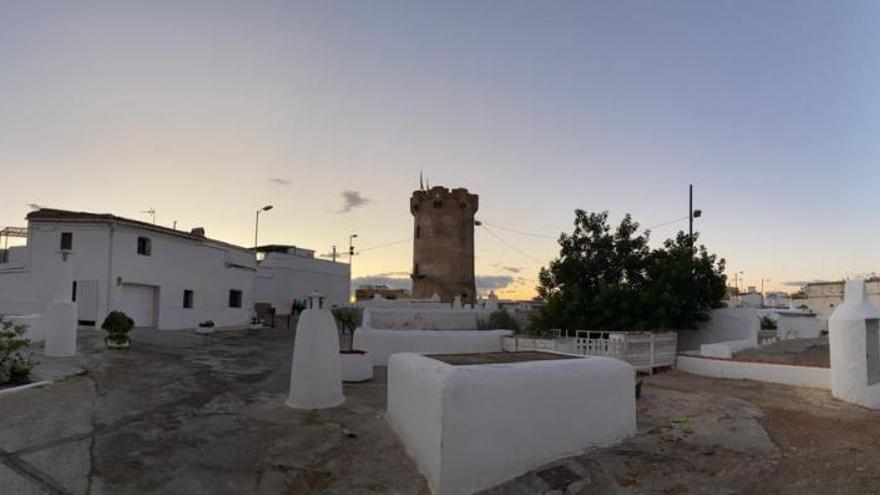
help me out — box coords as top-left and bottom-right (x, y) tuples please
(0, 209), (256, 330)
(254, 245), (350, 313)
(764, 291), (792, 309)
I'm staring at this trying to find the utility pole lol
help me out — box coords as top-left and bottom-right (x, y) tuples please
(689, 184), (693, 245)
(332, 245), (337, 262)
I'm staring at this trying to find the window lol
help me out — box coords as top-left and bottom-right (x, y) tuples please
(229, 290), (242, 308)
(415, 226), (421, 238)
(433, 200), (443, 208)
(137, 237), (152, 256)
(183, 290), (194, 309)
(60, 232), (73, 250)
(71, 281), (77, 302)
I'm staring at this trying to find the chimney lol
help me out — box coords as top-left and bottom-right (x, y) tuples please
(190, 227), (205, 237)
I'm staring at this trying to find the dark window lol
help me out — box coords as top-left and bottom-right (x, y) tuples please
(433, 200), (443, 208)
(60, 232), (73, 250)
(229, 290), (242, 308)
(183, 290), (194, 309)
(137, 237), (152, 256)
(72, 281), (77, 302)
(415, 226), (421, 238)
(413, 263), (419, 276)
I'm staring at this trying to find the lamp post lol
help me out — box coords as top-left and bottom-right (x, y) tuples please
(348, 234), (358, 302)
(688, 184), (702, 249)
(254, 205), (274, 249)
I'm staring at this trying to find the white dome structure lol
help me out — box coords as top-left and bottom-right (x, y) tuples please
(286, 303), (344, 409)
(828, 278), (880, 408)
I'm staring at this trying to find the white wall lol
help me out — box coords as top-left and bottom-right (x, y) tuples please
(255, 252), (350, 313)
(677, 354), (830, 389)
(678, 308), (759, 352)
(757, 309), (822, 339)
(353, 327), (513, 365)
(387, 353), (636, 495)
(365, 307), (494, 330)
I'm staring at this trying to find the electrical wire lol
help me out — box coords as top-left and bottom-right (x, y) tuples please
(357, 237), (412, 253)
(479, 220), (557, 239)
(478, 224), (544, 264)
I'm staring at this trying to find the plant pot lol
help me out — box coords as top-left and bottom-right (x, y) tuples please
(340, 350), (373, 382)
(105, 336), (130, 350)
(195, 326), (215, 335)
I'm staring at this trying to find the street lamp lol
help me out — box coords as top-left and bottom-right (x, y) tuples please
(254, 205), (274, 249)
(349, 234), (358, 302)
(688, 184), (702, 248)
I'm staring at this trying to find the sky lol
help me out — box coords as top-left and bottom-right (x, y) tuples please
(1, 1), (879, 299)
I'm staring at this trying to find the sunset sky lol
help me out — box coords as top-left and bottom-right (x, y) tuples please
(2, 1), (879, 299)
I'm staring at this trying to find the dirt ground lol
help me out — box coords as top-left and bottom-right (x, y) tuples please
(490, 370), (880, 494)
(653, 371), (880, 494)
(733, 338), (830, 368)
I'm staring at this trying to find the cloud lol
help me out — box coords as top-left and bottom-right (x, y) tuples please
(268, 177), (290, 187)
(26, 203), (43, 210)
(337, 190), (371, 213)
(502, 266), (522, 274)
(475, 275), (515, 291)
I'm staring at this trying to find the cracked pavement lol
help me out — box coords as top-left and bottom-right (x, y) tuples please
(0, 327), (428, 494)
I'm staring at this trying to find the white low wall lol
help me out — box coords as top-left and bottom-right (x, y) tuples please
(677, 354), (830, 389)
(387, 353), (636, 495)
(365, 307), (494, 331)
(354, 327), (513, 365)
(678, 308), (759, 352)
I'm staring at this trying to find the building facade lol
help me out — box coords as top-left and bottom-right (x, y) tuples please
(410, 186), (478, 304)
(254, 245), (350, 312)
(800, 278), (880, 331)
(0, 209), (255, 329)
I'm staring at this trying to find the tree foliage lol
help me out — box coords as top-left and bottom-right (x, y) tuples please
(0, 316), (35, 385)
(532, 210), (727, 332)
(477, 309), (521, 332)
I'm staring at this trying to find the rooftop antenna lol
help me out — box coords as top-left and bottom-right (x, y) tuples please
(419, 171), (424, 191)
(142, 208), (156, 224)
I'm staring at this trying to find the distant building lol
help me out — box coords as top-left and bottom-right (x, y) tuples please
(799, 278), (880, 331)
(355, 285), (411, 302)
(254, 245), (350, 313)
(410, 186), (478, 304)
(764, 291), (792, 309)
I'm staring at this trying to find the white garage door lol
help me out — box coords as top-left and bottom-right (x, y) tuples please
(121, 284), (157, 328)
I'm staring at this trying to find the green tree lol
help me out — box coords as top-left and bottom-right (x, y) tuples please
(532, 210), (726, 332)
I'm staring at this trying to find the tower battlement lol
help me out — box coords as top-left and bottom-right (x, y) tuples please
(410, 186), (478, 215)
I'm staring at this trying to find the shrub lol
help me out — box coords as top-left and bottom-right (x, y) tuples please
(477, 309), (521, 332)
(759, 315), (778, 330)
(101, 311), (134, 343)
(332, 307), (363, 351)
(0, 316), (35, 386)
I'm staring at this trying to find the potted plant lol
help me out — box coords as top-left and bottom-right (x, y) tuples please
(102, 311), (134, 350)
(332, 307), (372, 382)
(196, 320), (215, 335)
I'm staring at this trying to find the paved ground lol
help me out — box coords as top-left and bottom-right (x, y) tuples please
(0, 327), (427, 494)
(3, 329), (880, 494)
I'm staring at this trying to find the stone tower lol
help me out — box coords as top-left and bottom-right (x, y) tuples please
(410, 186), (478, 304)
